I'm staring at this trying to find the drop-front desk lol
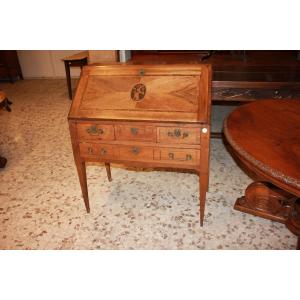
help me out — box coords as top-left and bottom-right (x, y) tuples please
(68, 64), (211, 225)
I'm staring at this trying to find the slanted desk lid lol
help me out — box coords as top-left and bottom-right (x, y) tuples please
(68, 64), (211, 123)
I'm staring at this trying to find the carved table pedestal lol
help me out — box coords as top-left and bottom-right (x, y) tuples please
(224, 100), (300, 249)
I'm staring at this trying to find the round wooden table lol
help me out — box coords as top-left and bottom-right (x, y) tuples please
(224, 100), (300, 249)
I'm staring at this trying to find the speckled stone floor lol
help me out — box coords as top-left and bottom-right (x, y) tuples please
(0, 79), (297, 249)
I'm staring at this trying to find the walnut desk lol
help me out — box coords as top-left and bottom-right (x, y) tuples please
(68, 64), (212, 225)
(224, 100), (300, 249)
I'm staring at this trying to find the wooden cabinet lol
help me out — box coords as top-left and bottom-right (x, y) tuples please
(0, 50), (23, 82)
(68, 64), (212, 225)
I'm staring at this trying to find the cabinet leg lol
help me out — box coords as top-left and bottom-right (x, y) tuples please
(199, 173), (208, 226)
(105, 163), (112, 182)
(75, 161), (90, 213)
(64, 61), (72, 100)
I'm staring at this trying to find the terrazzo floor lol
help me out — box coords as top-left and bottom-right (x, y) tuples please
(0, 79), (297, 249)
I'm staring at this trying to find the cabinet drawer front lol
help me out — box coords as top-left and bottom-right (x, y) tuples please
(79, 143), (116, 159)
(157, 127), (200, 144)
(160, 148), (200, 164)
(118, 145), (154, 161)
(115, 125), (155, 142)
(77, 124), (115, 141)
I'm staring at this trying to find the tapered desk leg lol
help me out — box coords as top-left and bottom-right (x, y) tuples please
(199, 125), (210, 226)
(75, 160), (90, 213)
(105, 163), (112, 182)
(64, 61), (72, 100)
(199, 173), (208, 226)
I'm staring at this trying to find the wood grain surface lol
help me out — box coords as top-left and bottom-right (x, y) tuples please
(68, 63), (211, 225)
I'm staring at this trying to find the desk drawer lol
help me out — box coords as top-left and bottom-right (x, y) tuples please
(77, 124), (115, 141)
(115, 124), (155, 142)
(157, 127), (200, 144)
(79, 143), (116, 160)
(118, 145), (154, 161)
(159, 148), (200, 165)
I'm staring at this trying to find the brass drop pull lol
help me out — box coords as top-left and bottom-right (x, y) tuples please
(87, 125), (104, 135)
(88, 147), (93, 155)
(167, 129), (189, 138)
(168, 153), (174, 159)
(100, 148), (107, 155)
(131, 127), (138, 135)
(131, 147), (140, 155)
(186, 154), (192, 161)
(139, 69), (145, 76)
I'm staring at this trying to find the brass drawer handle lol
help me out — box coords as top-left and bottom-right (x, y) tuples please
(186, 154), (192, 161)
(168, 153), (174, 159)
(86, 125), (104, 135)
(167, 129), (189, 138)
(131, 127), (138, 135)
(88, 147), (93, 155)
(100, 148), (107, 155)
(139, 69), (145, 76)
(131, 147), (140, 155)
(168, 153), (192, 161)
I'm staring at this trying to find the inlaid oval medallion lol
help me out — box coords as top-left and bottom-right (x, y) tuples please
(131, 83), (146, 101)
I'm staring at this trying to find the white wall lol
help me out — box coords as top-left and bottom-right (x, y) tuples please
(17, 50), (84, 78)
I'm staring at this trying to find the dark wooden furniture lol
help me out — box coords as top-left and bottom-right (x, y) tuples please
(131, 51), (300, 137)
(0, 50), (23, 82)
(209, 51), (300, 101)
(68, 64), (212, 225)
(224, 100), (300, 249)
(62, 51), (88, 100)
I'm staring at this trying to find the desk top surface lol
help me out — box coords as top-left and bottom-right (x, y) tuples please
(224, 100), (300, 195)
(62, 51), (88, 61)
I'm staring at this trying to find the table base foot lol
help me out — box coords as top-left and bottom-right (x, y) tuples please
(235, 181), (300, 249)
(234, 182), (294, 223)
(286, 199), (300, 250)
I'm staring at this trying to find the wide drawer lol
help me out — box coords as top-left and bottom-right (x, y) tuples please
(77, 123), (115, 141)
(79, 143), (116, 159)
(115, 124), (155, 142)
(118, 145), (154, 161)
(157, 127), (200, 144)
(159, 148), (200, 165)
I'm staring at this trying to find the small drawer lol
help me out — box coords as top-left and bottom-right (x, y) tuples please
(118, 145), (154, 161)
(77, 123), (115, 141)
(157, 127), (200, 144)
(159, 148), (200, 164)
(115, 125), (155, 142)
(79, 143), (116, 160)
